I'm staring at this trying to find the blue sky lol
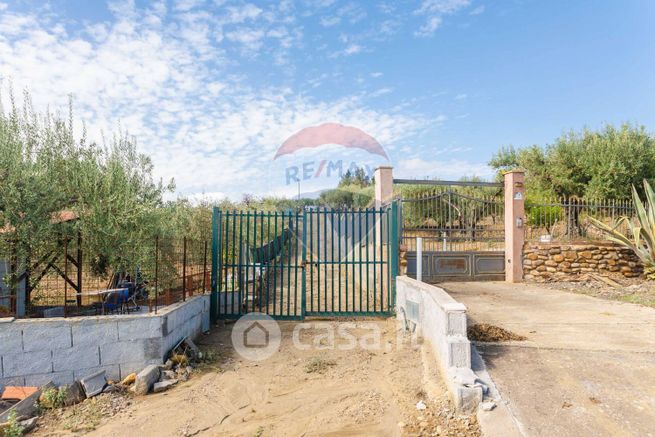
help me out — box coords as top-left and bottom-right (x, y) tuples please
(1, 0), (654, 200)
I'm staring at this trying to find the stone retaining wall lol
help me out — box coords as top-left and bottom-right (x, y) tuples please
(523, 243), (643, 281)
(0, 295), (210, 389)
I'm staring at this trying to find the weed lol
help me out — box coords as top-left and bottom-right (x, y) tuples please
(40, 386), (68, 409)
(3, 411), (25, 437)
(304, 357), (337, 374)
(253, 426), (264, 437)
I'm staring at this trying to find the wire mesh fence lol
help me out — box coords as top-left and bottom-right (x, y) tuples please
(525, 197), (635, 242)
(0, 236), (209, 318)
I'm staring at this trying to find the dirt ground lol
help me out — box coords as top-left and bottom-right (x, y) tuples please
(539, 275), (655, 309)
(34, 319), (479, 437)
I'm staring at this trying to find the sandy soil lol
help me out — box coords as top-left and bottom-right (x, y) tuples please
(34, 319), (479, 437)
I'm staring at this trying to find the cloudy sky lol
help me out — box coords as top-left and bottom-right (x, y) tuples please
(1, 0), (654, 200)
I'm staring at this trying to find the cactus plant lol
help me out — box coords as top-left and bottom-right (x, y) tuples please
(589, 180), (655, 279)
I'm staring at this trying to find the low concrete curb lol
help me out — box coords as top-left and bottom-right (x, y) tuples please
(396, 276), (483, 412)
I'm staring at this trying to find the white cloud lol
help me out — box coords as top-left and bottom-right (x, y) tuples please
(320, 16), (341, 27)
(224, 3), (262, 23)
(454, 93), (468, 100)
(469, 5), (485, 15)
(369, 87), (393, 98)
(331, 43), (364, 57)
(414, 0), (471, 37)
(0, 3), (424, 199)
(174, 0), (204, 12)
(415, 16), (442, 37)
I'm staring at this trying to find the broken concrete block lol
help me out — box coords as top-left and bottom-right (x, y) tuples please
(0, 382), (53, 422)
(183, 338), (199, 356)
(134, 365), (160, 395)
(152, 379), (177, 393)
(161, 370), (176, 381)
(102, 384), (120, 394)
(19, 417), (38, 432)
(80, 370), (107, 398)
(63, 381), (86, 407)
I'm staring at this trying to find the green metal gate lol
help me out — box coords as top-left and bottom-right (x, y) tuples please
(210, 204), (399, 320)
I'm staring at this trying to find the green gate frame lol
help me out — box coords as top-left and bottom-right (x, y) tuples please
(210, 202), (399, 322)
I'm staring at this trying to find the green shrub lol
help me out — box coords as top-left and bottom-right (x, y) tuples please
(3, 411), (25, 437)
(39, 386), (68, 410)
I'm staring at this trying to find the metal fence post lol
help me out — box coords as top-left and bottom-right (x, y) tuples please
(182, 236), (187, 301)
(390, 201), (399, 310)
(202, 240), (208, 293)
(64, 239), (68, 318)
(154, 235), (159, 314)
(210, 207), (219, 323)
(416, 237), (423, 282)
(76, 232), (82, 307)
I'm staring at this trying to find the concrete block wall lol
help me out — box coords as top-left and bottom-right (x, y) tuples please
(396, 276), (482, 412)
(0, 295), (209, 389)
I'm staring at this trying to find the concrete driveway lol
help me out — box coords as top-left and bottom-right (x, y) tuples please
(441, 281), (655, 437)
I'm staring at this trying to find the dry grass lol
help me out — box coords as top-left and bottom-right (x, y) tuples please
(304, 356), (337, 374)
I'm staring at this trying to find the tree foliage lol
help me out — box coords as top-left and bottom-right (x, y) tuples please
(489, 123), (655, 199)
(0, 89), (174, 278)
(318, 168), (374, 209)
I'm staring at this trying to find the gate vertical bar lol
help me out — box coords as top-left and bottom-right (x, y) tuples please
(310, 209), (315, 313)
(210, 207), (219, 322)
(301, 209), (307, 319)
(390, 201), (399, 311)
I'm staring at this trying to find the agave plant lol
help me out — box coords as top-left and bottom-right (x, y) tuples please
(589, 180), (655, 279)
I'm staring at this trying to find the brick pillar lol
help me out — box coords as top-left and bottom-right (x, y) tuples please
(374, 167), (393, 253)
(374, 166), (393, 207)
(504, 170), (525, 283)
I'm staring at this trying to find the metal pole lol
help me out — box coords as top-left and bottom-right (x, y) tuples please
(416, 237), (423, 282)
(154, 236), (159, 314)
(77, 232), (82, 307)
(202, 240), (208, 293)
(64, 239), (68, 317)
(182, 236), (187, 301)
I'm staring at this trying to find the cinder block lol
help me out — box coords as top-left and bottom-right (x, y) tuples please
(165, 311), (179, 334)
(201, 311), (210, 332)
(446, 310), (467, 336)
(21, 322), (72, 352)
(143, 337), (163, 361)
(24, 371), (74, 387)
(446, 337), (471, 369)
(117, 316), (162, 341)
(100, 338), (163, 365)
(119, 361), (149, 379)
(0, 376), (25, 390)
(79, 370), (106, 397)
(74, 365), (120, 382)
(53, 344), (100, 371)
(71, 318), (118, 346)
(0, 324), (23, 355)
(454, 384), (483, 413)
(3, 350), (52, 377)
